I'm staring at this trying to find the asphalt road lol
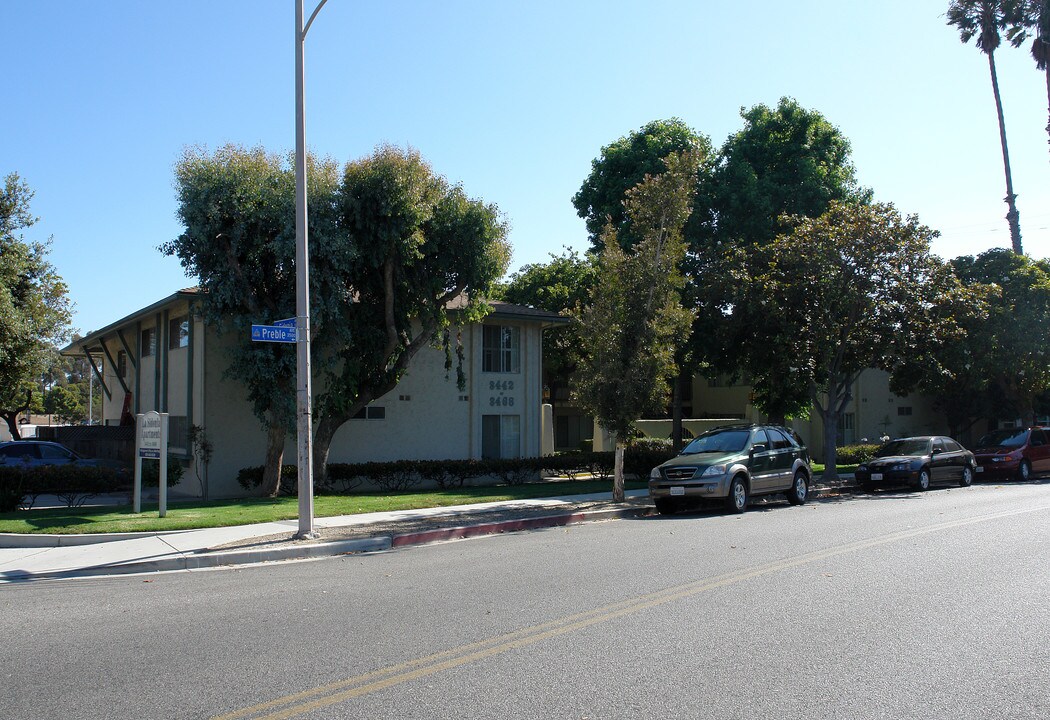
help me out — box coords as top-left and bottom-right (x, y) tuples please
(2, 482), (1049, 720)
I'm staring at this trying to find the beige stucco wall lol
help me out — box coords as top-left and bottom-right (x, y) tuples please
(77, 304), (550, 499)
(197, 319), (547, 497)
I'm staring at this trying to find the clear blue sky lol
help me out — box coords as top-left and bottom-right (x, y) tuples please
(4, 1), (1049, 335)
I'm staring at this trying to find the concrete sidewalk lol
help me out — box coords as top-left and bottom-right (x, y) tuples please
(0, 480), (857, 583)
(0, 490), (658, 583)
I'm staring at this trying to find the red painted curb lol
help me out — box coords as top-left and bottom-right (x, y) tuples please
(390, 507), (647, 548)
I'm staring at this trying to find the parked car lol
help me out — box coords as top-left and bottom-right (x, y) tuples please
(855, 436), (976, 492)
(972, 427), (1050, 481)
(648, 424), (812, 514)
(0, 440), (105, 469)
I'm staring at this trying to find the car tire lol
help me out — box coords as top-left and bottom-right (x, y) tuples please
(915, 468), (931, 491)
(654, 498), (678, 516)
(786, 471), (808, 505)
(724, 476), (749, 514)
(1017, 460), (1031, 482)
(959, 465), (974, 488)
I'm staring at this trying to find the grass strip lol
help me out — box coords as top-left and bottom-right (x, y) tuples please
(0, 479), (646, 535)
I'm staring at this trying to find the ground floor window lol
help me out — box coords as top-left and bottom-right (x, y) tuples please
(352, 406), (386, 420)
(837, 412), (855, 446)
(555, 414), (592, 451)
(482, 414), (520, 459)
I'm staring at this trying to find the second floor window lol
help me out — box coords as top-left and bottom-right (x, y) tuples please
(168, 316), (189, 349)
(482, 325), (520, 373)
(117, 351), (128, 378)
(142, 328), (156, 357)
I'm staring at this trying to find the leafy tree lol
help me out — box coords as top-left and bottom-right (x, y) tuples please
(495, 249), (597, 412)
(749, 201), (948, 481)
(888, 274), (997, 442)
(947, 0), (1024, 253)
(310, 145), (511, 485)
(43, 384), (84, 425)
(689, 98), (870, 423)
(1006, 0), (1050, 151)
(164, 145), (341, 496)
(0, 173), (72, 439)
(951, 249), (1050, 425)
(574, 152), (697, 501)
(575, 119), (710, 448)
(573, 119), (711, 251)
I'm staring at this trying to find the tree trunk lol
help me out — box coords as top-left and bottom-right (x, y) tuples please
(1, 391), (32, 441)
(312, 413), (343, 491)
(260, 418), (286, 497)
(1044, 63), (1050, 156)
(987, 51), (1023, 254)
(612, 441), (625, 502)
(822, 405), (839, 484)
(1, 413), (21, 441)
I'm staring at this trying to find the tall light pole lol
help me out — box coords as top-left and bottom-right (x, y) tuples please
(293, 0), (328, 539)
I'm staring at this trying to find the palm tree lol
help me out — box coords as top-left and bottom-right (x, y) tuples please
(947, 0), (1024, 254)
(1005, 0), (1050, 154)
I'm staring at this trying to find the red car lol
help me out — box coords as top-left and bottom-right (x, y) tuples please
(972, 427), (1050, 481)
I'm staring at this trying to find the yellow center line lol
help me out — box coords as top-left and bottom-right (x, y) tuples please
(215, 504), (1049, 720)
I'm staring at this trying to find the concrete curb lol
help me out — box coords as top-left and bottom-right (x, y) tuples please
(1, 536), (391, 582)
(390, 505), (653, 547)
(1, 506), (654, 582)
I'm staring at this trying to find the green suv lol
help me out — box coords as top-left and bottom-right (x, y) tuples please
(648, 424), (812, 514)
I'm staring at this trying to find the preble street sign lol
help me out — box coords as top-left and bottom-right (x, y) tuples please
(251, 324), (297, 343)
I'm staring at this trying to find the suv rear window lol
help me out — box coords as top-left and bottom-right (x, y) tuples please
(0, 444), (38, 459)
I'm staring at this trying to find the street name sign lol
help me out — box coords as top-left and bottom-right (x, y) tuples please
(251, 324), (297, 343)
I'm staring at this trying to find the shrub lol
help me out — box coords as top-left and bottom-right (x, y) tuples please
(624, 441), (676, 479)
(140, 455), (185, 488)
(416, 459), (478, 490)
(236, 465), (298, 495)
(835, 444), (880, 465)
(0, 464), (127, 510)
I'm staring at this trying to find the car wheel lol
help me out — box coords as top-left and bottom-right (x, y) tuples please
(1017, 460), (1031, 482)
(959, 465), (974, 488)
(915, 468), (931, 491)
(786, 471), (808, 505)
(654, 498), (678, 516)
(724, 476), (749, 514)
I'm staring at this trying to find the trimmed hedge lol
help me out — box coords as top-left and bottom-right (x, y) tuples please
(236, 445), (674, 497)
(0, 465), (129, 511)
(835, 444), (881, 465)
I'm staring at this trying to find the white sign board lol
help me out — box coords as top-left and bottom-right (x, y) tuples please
(139, 411), (163, 459)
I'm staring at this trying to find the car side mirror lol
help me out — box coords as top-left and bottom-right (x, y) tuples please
(751, 443), (768, 454)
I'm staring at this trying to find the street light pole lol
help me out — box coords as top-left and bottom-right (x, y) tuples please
(293, 0), (328, 539)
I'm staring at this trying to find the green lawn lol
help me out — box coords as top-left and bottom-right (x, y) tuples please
(811, 463), (859, 474)
(0, 478), (647, 535)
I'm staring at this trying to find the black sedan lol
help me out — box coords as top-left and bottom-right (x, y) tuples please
(855, 436), (976, 492)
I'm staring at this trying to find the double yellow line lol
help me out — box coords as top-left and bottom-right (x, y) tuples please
(214, 504), (1048, 720)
